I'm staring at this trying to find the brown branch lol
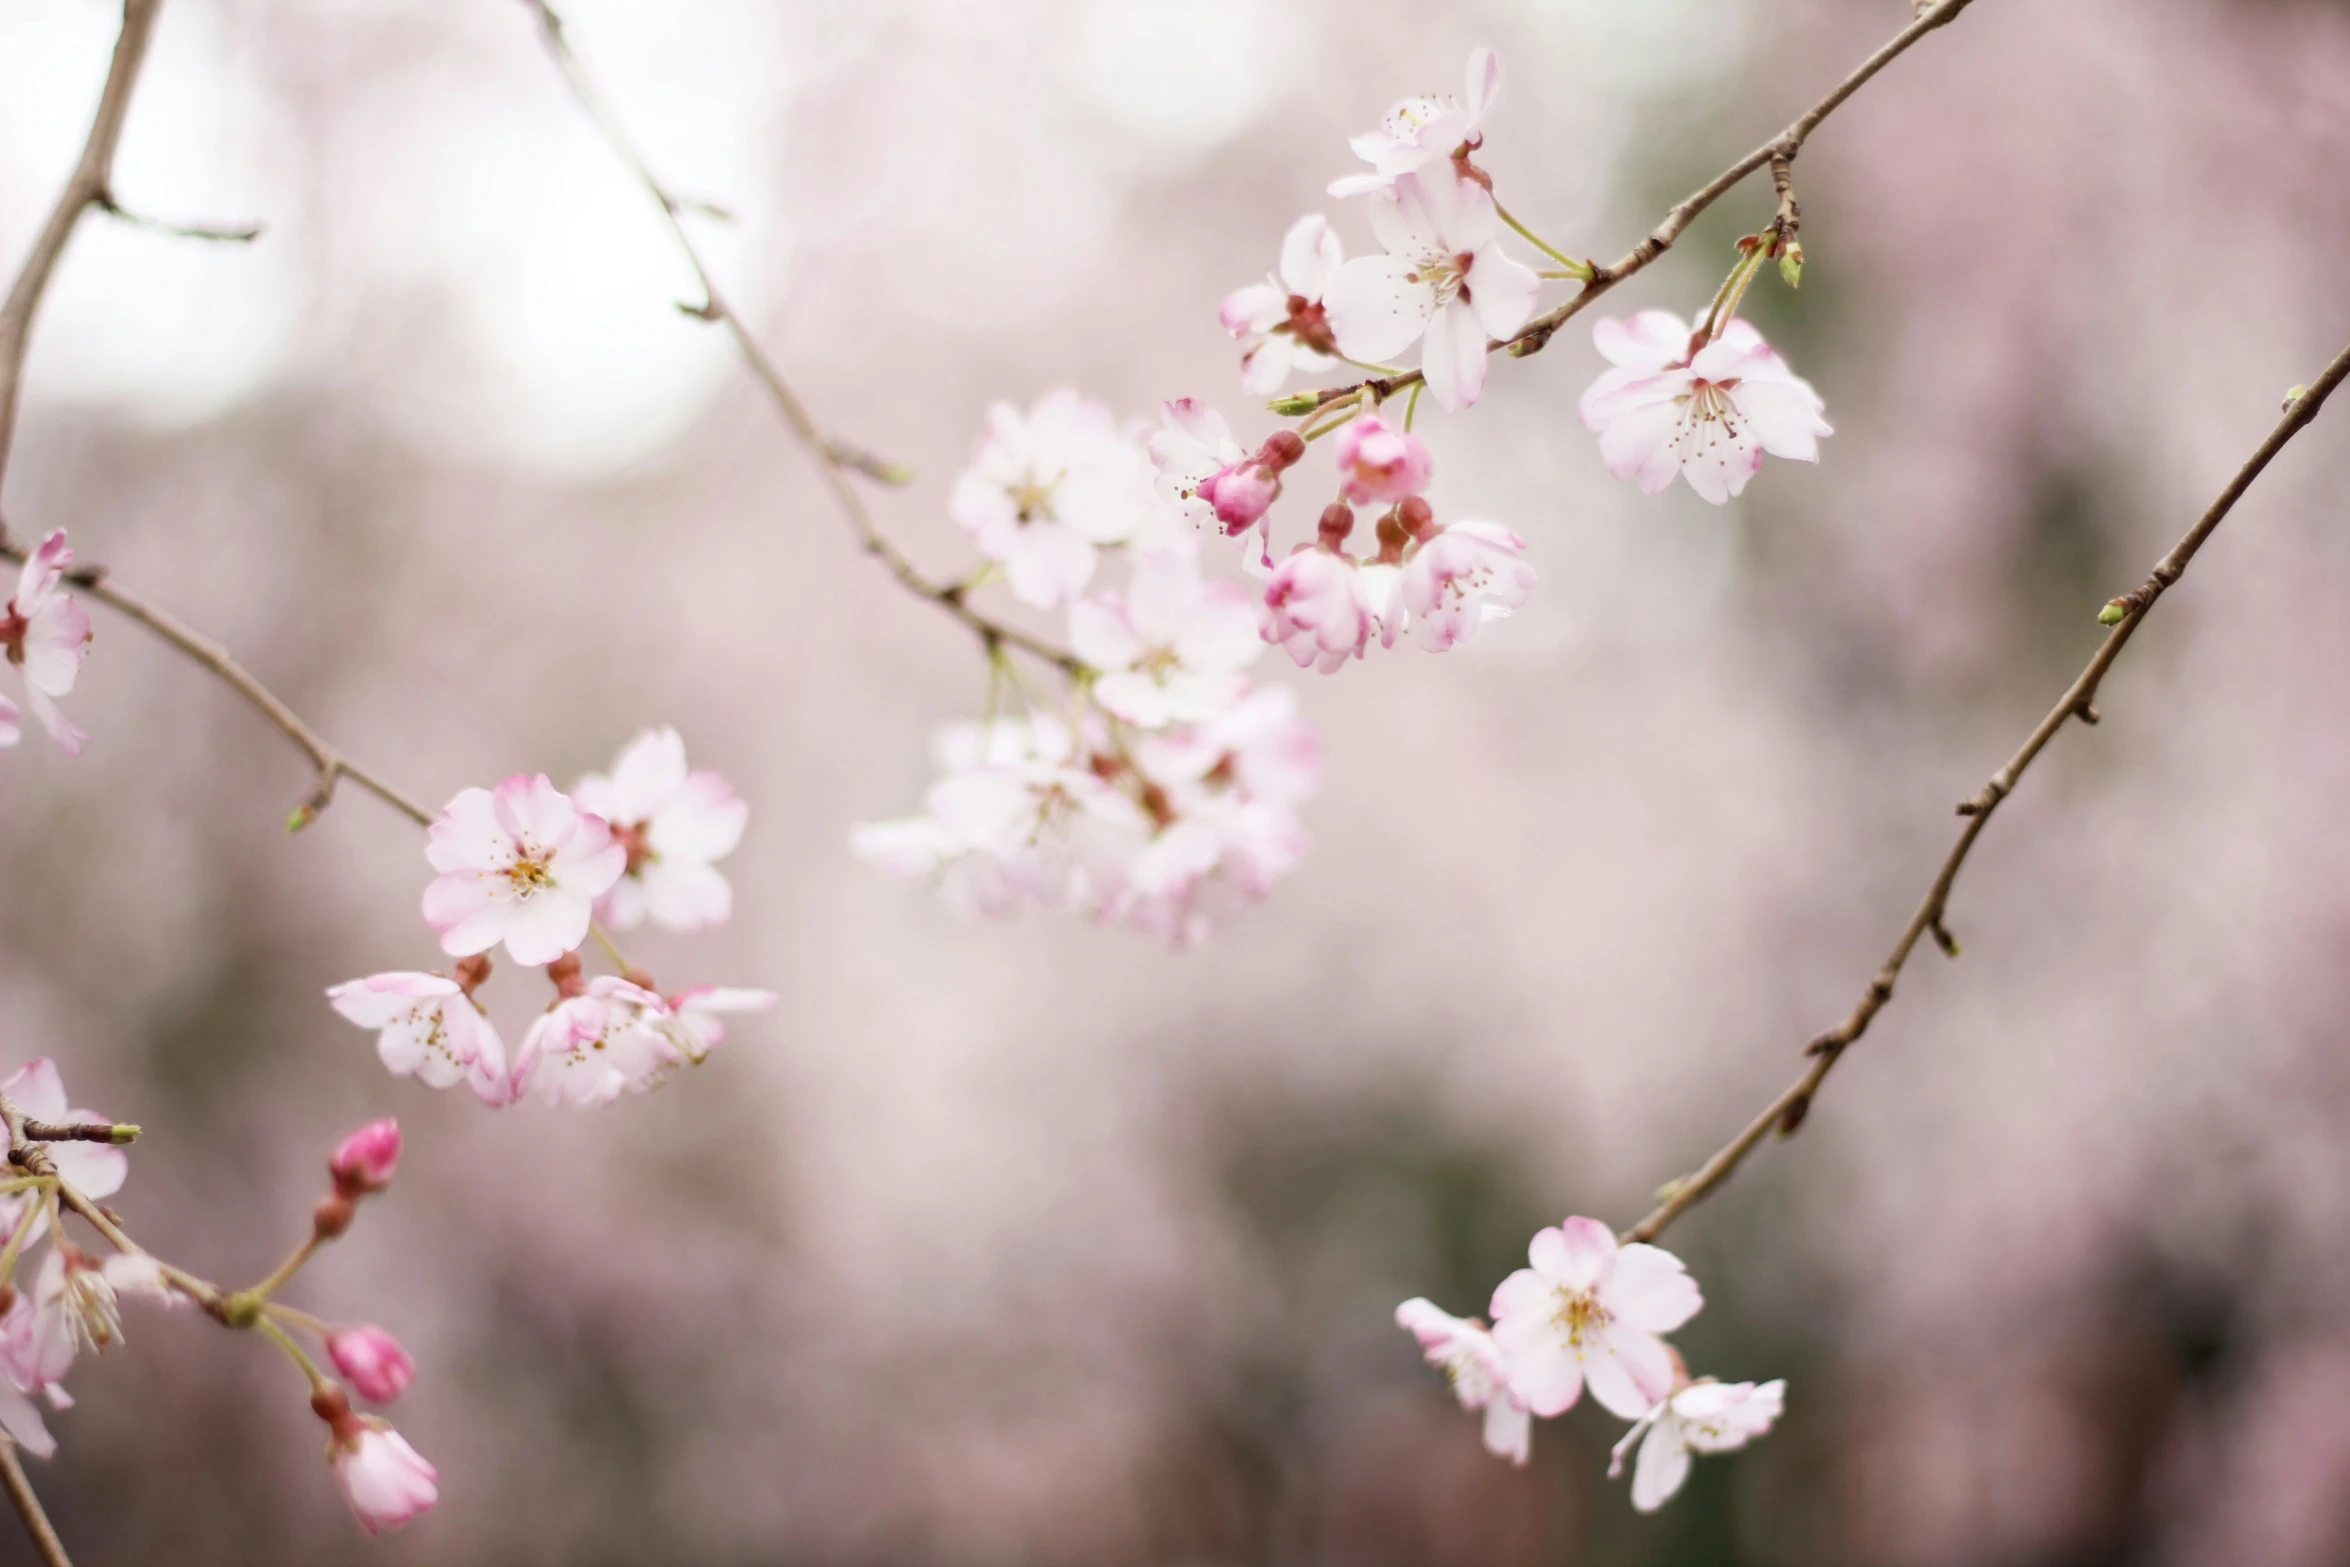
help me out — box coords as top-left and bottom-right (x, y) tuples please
(517, 0), (1082, 676)
(1623, 337), (2350, 1245)
(20, 1122), (138, 1146)
(1305, 0), (1980, 408)
(0, 1438), (71, 1567)
(0, 0), (166, 497)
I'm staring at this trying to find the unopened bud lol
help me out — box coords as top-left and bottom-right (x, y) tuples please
(2284, 384), (2309, 411)
(1778, 241), (1804, 289)
(328, 1325), (417, 1405)
(328, 1118), (401, 1197)
(2097, 600), (2129, 626)
(1256, 430), (1306, 472)
(1266, 392), (1322, 417)
(285, 805), (315, 833)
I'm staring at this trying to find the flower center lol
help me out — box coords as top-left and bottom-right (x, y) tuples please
(503, 848), (555, 899)
(1552, 1287), (1608, 1347)
(1011, 471), (1061, 525)
(1406, 252), (1476, 307)
(1281, 294), (1338, 356)
(0, 603), (24, 665)
(612, 819), (654, 877)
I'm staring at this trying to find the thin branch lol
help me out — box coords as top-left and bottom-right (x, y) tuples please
(20, 1122), (138, 1146)
(0, 0), (166, 496)
(1303, 0), (1980, 409)
(0, 1438), (71, 1567)
(95, 193), (264, 245)
(1623, 337), (2350, 1246)
(517, 0), (1082, 676)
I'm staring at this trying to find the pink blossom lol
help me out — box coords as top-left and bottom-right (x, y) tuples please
(1221, 215), (1344, 395)
(1329, 48), (1502, 199)
(1609, 1378), (1786, 1511)
(515, 977), (674, 1108)
(0, 531), (93, 756)
(649, 986), (778, 1067)
(1399, 520), (1535, 651)
(328, 1326), (416, 1404)
(1070, 549), (1262, 728)
(1261, 549), (1397, 673)
(1578, 310), (1831, 504)
(1397, 1298), (1532, 1466)
(327, 970), (510, 1107)
(330, 1118), (402, 1195)
(1333, 415), (1432, 506)
(950, 391), (1157, 608)
(571, 728), (747, 933)
(327, 1416), (438, 1534)
(1325, 171), (1539, 412)
(1489, 1216), (1702, 1420)
(422, 774), (626, 967)
(1147, 402), (1304, 566)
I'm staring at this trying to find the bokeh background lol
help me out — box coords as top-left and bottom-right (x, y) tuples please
(4, 0), (2350, 1561)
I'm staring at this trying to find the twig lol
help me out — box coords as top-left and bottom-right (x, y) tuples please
(517, 0), (1082, 676)
(1623, 338), (2350, 1245)
(95, 193), (264, 245)
(1303, 0), (1980, 408)
(0, 0), (166, 496)
(20, 1122), (138, 1146)
(0, 1438), (71, 1567)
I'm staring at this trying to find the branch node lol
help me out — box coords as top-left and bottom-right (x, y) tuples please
(1929, 918), (1961, 958)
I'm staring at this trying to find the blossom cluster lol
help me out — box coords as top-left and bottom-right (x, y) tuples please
(1398, 1215), (1783, 1511)
(330, 730), (774, 1107)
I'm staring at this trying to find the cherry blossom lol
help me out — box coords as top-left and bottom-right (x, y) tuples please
(1070, 549), (1262, 727)
(329, 1325), (416, 1404)
(515, 977), (674, 1108)
(0, 531), (93, 756)
(329, 1119), (402, 1195)
(1489, 1215), (1702, 1420)
(422, 774), (626, 968)
(648, 985), (778, 1067)
(1262, 533), (1401, 673)
(571, 729), (747, 933)
(1333, 414), (1433, 506)
(1147, 401), (1305, 565)
(1329, 48), (1502, 199)
(1396, 1297), (1533, 1465)
(1398, 520), (1536, 651)
(1221, 215), (1344, 395)
(1609, 1378), (1786, 1511)
(1578, 310), (1832, 504)
(1325, 170), (1539, 412)
(322, 1402), (438, 1535)
(327, 965), (510, 1107)
(951, 391), (1157, 608)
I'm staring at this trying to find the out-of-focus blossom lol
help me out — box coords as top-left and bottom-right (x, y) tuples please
(515, 977), (674, 1108)
(329, 1119), (401, 1195)
(327, 967), (509, 1107)
(325, 1410), (438, 1535)
(1490, 1215), (1701, 1419)
(0, 531), (93, 756)
(1326, 171), (1538, 412)
(1329, 48), (1502, 198)
(422, 775), (626, 967)
(1070, 549), (1261, 727)
(329, 1326), (416, 1405)
(648, 986), (778, 1067)
(1221, 215), (1344, 395)
(571, 729), (747, 933)
(1397, 1297), (1533, 1465)
(1608, 1378), (1786, 1511)
(1398, 520), (1535, 651)
(1334, 414), (1432, 506)
(0, 1061), (125, 1207)
(1578, 311), (1831, 504)
(950, 391), (1156, 608)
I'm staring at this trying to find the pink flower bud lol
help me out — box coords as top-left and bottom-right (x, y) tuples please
(1200, 463), (1282, 535)
(1334, 415), (1433, 506)
(328, 1325), (416, 1404)
(329, 1119), (401, 1196)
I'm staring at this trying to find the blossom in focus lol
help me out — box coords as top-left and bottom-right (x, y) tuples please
(1329, 48), (1502, 198)
(1261, 547), (1396, 673)
(327, 968), (509, 1107)
(571, 729), (747, 933)
(1609, 1378), (1786, 1511)
(326, 1413), (439, 1535)
(329, 1326), (416, 1405)
(421, 774), (626, 967)
(1396, 1297), (1533, 1465)
(515, 977), (675, 1108)
(1489, 1215), (1701, 1419)
(1221, 215), (1344, 395)
(950, 391), (1157, 608)
(1578, 311), (1831, 504)
(330, 1119), (402, 1195)
(1147, 402), (1307, 568)
(1333, 414), (1432, 506)
(1325, 171), (1539, 413)
(0, 531), (93, 756)
(1070, 549), (1262, 727)
(1399, 519), (1535, 651)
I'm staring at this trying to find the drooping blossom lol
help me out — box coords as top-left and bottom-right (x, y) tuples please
(1261, 546), (1397, 673)
(571, 729), (747, 933)
(1329, 48), (1502, 198)
(950, 391), (1158, 608)
(1333, 414), (1432, 506)
(329, 1326), (416, 1405)
(1398, 520), (1535, 651)
(1489, 1215), (1702, 1419)
(0, 1242), (171, 1416)
(329, 1119), (402, 1195)
(1609, 1378), (1786, 1511)
(1325, 170), (1539, 412)
(322, 1401), (438, 1535)
(647, 986), (778, 1068)
(422, 774), (626, 968)
(1578, 311), (1831, 504)
(0, 531), (93, 756)
(1070, 549), (1262, 728)
(1147, 401), (1307, 568)
(1396, 1298), (1533, 1465)
(327, 966), (509, 1107)
(1221, 215), (1344, 395)
(515, 977), (674, 1108)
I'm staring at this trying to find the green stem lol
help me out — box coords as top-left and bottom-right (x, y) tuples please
(1495, 201), (1593, 279)
(1402, 381), (1423, 434)
(254, 1316), (333, 1392)
(243, 1234), (320, 1302)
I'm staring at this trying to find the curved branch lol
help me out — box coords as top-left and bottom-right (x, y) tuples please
(1623, 337), (2350, 1246)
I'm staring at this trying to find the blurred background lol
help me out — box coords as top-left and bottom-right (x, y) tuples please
(4, 0), (2350, 1561)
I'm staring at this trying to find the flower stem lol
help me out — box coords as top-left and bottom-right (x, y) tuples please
(1298, 394), (1365, 444)
(1402, 381), (1423, 434)
(1495, 201), (1593, 279)
(254, 1315), (333, 1393)
(243, 1234), (320, 1302)
(1695, 243), (1773, 349)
